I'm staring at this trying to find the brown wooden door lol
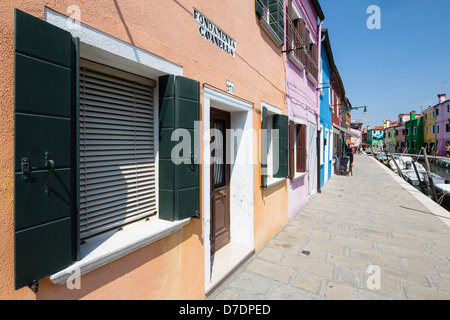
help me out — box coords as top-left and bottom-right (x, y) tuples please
(210, 108), (230, 254)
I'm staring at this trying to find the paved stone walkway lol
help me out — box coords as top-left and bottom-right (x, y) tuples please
(208, 154), (450, 300)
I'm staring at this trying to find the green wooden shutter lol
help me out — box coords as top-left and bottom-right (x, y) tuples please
(288, 121), (295, 179)
(269, 0), (285, 45)
(297, 124), (307, 172)
(261, 106), (268, 187)
(273, 114), (289, 178)
(14, 9), (79, 290)
(159, 75), (200, 221)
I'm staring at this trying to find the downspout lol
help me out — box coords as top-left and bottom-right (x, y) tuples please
(316, 19), (324, 194)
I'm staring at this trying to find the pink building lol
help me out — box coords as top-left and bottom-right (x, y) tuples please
(285, 0), (324, 218)
(435, 93), (450, 156)
(395, 113), (411, 152)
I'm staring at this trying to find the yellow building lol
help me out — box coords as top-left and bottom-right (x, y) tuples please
(423, 106), (436, 155)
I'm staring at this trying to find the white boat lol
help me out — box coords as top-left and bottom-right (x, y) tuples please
(401, 169), (441, 186)
(434, 182), (450, 206)
(389, 156), (425, 173)
(422, 175), (450, 206)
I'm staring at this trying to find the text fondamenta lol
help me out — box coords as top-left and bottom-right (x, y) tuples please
(193, 8), (236, 57)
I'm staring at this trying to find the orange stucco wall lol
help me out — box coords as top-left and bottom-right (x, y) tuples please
(0, 0), (289, 299)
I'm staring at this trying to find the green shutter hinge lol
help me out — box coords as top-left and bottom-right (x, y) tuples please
(28, 280), (39, 293)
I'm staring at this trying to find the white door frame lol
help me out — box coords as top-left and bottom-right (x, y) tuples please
(203, 87), (254, 289)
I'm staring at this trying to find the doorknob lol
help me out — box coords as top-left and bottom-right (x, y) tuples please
(218, 190), (225, 196)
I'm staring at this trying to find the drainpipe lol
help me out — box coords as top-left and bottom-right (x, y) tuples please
(317, 131), (321, 193)
(316, 20), (324, 194)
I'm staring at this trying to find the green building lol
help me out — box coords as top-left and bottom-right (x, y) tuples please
(367, 126), (384, 151)
(404, 111), (423, 154)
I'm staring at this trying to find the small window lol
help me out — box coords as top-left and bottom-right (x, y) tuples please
(261, 107), (288, 186)
(413, 127), (417, 135)
(425, 126), (428, 135)
(289, 121), (307, 178)
(79, 60), (157, 240)
(256, 0), (284, 46)
(436, 109), (440, 116)
(433, 125), (435, 134)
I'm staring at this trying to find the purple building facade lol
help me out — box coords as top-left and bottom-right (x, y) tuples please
(434, 93), (450, 156)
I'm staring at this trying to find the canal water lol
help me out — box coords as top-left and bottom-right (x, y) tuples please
(417, 159), (450, 212)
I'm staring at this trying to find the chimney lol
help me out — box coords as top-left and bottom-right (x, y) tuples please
(410, 111), (416, 121)
(438, 93), (447, 104)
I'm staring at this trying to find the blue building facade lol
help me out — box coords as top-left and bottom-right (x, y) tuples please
(319, 29), (334, 188)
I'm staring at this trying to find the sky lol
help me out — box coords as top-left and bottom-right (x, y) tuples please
(319, 0), (450, 128)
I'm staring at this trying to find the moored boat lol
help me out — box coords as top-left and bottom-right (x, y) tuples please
(436, 158), (450, 168)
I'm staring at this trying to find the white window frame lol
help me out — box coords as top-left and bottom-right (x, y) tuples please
(263, 103), (285, 188)
(328, 129), (334, 162)
(319, 125), (324, 165)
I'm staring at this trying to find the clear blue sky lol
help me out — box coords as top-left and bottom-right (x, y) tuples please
(320, 0), (450, 128)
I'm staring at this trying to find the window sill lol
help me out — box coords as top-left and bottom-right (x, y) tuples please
(288, 52), (305, 71)
(264, 177), (286, 189)
(259, 17), (284, 47)
(291, 172), (307, 181)
(307, 73), (318, 86)
(49, 216), (191, 285)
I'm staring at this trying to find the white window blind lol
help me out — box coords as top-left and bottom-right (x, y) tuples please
(79, 60), (156, 240)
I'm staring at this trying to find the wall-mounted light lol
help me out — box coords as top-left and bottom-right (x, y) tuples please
(340, 105), (368, 115)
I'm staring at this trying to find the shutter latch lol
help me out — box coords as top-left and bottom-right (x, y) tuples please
(21, 157), (31, 181)
(44, 152), (55, 194)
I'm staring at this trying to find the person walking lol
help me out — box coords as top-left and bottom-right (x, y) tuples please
(446, 144), (450, 158)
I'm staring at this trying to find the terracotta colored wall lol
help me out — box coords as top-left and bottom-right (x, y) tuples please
(0, 0), (288, 299)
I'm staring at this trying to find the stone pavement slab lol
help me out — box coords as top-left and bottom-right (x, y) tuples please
(208, 155), (450, 300)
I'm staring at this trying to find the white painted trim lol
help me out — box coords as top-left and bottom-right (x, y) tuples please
(262, 101), (282, 115)
(307, 72), (319, 86)
(45, 9), (182, 77)
(50, 217), (191, 285)
(203, 88), (254, 290)
(204, 87), (252, 112)
(292, 172), (307, 181)
(266, 177), (286, 188)
(288, 52), (306, 71)
(289, 116), (308, 126)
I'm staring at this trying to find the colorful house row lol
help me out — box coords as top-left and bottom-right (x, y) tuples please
(0, 0), (353, 299)
(379, 93), (450, 156)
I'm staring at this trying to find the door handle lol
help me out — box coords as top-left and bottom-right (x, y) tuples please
(218, 190), (225, 197)
(44, 152), (55, 194)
